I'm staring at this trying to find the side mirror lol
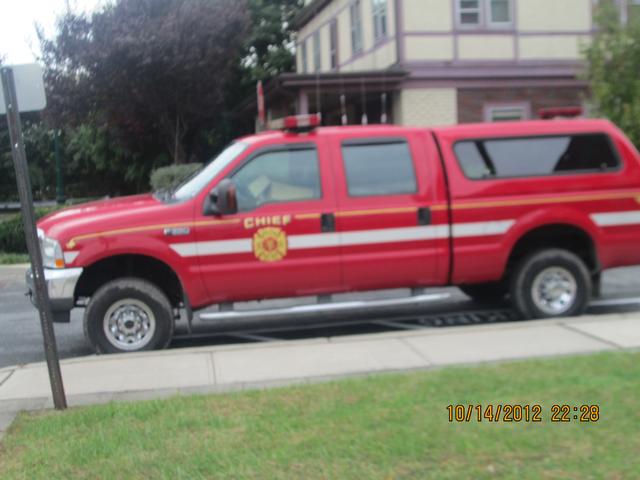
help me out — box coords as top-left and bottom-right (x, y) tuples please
(206, 178), (238, 216)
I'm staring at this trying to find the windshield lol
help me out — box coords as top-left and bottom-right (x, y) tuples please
(171, 142), (248, 201)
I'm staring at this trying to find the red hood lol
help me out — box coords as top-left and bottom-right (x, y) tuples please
(38, 194), (171, 244)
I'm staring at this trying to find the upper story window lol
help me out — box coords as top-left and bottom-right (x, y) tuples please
(350, 0), (363, 54)
(457, 0), (512, 28)
(459, 0), (481, 25)
(489, 0), (511, 24)
(372, 0), (388, 42)
(300, 40), (308, 73)
(312, 31), (321, 72)
(329, 20), (339, 69)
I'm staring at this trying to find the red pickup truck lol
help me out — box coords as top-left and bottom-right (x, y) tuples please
(28, 116), (640, 353)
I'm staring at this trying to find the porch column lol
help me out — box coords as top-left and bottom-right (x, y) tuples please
(297, 91), (309, 115)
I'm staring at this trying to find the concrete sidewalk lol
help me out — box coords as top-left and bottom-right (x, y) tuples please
(0, 312), (639, 436)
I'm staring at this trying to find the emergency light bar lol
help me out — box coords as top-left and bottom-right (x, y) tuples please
(269, 113), (321, 132)
(538, 107), (582, 120)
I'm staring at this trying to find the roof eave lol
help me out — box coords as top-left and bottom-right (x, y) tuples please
(292, 0), (334, 31)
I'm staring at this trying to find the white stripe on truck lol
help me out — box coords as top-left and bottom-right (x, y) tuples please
(169, 221), (514, 258)
(590, 211), (640, 227)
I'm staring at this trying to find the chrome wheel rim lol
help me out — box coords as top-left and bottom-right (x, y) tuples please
(103, 299), (156, 351)
(531, 267), (578, 316)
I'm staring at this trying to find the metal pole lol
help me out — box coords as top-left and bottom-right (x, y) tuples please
(55, 129), (65, 205)
(1, 67), (67, 410)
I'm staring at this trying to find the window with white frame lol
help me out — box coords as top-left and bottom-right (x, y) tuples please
(372, 0), (388, 42)
(457, 0), (512, 28)
(459, 0), (481, 26)
(489, 0), (511, 25)
(485, 104), (529, 122)
(329, 20), (339, 69)
(300, 40), (308, 73)
(350, 0), (363, 54)
(313, 31), (321, 72)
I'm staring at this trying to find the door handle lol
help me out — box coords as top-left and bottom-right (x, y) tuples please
(321, 213), (336, 232)
(417, 207), (432, 226)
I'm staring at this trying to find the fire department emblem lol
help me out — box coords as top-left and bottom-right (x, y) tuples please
(253, 227), (288, 262)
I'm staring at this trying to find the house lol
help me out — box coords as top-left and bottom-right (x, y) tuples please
(259, 0), (640, 127)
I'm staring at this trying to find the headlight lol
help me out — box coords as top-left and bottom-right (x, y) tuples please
(38, 229), (65, 269)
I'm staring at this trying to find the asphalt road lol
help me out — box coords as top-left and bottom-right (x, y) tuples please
(2, 264), (640, 369)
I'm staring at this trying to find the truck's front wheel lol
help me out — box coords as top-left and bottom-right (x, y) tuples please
(510, 249), (591, 319)
(84, 278), (174, 354)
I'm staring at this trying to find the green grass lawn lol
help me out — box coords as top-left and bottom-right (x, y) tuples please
(1, 351), (638, 479)
(0, 252), (29, 264)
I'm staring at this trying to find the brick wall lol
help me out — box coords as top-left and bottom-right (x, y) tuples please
(396, 88), (458, 126)
(457, 86), (587, 123)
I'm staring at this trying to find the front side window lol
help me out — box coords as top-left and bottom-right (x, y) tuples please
(350, 0), (363, 54)
(313, 31), (321, 72)
(231, 147), (321, 211)
(372, 0), (388, 41)
(454, 134), (620, 180)
(342, 140), (417, 196)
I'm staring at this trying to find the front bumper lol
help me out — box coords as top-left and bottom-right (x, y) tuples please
(25, 267), (83, 323)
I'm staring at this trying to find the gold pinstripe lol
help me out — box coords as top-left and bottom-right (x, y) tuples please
(450, 191), (640, 211)
(65, 218), (241, 249)
(64, 191), (640, 249)
(335, 207), (418, 217)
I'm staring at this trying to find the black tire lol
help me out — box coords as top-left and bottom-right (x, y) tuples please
(459, 282), (508, 304)
(510, 249), (591, 320)
(84, 278), (174, 354)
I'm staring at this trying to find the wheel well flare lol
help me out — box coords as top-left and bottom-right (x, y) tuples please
(507, 225), (599, 274)
(75, 255), (184, 307)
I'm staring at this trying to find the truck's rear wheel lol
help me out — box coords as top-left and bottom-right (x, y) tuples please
(84, 278), (174, 354)
(459, 283), (507, 304)
(510, 249), (591, 319)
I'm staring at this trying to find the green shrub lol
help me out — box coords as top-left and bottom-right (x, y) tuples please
(149, 163), (202, 192)
(0, 207), (60, 254)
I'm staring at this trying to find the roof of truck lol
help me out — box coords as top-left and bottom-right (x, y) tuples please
(238, 118), (619, 145)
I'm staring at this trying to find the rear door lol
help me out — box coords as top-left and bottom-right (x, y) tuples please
(329, 131), (450, 291)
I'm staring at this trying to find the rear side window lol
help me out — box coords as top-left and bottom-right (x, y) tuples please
(342, 140), (417, 196)
(454, 133), (620, 180)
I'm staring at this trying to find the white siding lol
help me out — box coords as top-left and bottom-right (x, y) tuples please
(297, 0), (397, 73)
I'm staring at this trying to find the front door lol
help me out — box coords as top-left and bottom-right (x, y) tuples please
(330, 132), (449, 291)
(194, 140), (341, 303)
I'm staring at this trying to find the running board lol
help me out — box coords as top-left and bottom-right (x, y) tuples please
(198, 293), (451, 324)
